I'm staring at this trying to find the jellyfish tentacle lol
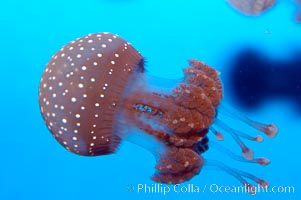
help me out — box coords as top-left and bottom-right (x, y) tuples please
(235, 168), (269, 188)
(205, 159), (249, 185)
(152, 146), (203, 184)
(246, 121), (278, 138)
(236, 131), (263, 142)
(190, 59), (221, 77)
(209, 127), (224, 140)
(188, 59), (222, 97)
(205, 159), (269, 194)
(219, 103), (278, 138)
(184, 60), (223, 108)
(212, 124), (263, 142)
(173, 84), (216, 130)
(209, 141), (270, 166)
(214, 119), (254, 160)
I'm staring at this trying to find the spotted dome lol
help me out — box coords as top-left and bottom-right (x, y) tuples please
(38, 32), (143, 156)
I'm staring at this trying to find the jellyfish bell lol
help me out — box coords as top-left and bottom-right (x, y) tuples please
(296, 0), (301, 22)
(228, 0), (276, 15)
(38, 32), (278, 190)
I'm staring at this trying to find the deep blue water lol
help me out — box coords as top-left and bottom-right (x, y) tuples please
(1, 0), (300, 199)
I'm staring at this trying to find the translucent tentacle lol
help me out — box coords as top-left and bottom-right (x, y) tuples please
(204, 159), (269, 194)
(214, 119), (254, 160)
(219, 103), (278, 138)
(209, 141), (270, 166)
(210, 127), (224, 140)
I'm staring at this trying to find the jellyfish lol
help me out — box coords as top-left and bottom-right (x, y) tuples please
(228, 0), (276, 15)
(296, 0), (301, 22)
(38, 32), (278, 191)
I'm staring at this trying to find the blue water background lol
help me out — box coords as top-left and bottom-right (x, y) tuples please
(0, 0), (300, 199)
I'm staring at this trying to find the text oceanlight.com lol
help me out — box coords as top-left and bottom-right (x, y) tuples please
(127, 183), (295, 195)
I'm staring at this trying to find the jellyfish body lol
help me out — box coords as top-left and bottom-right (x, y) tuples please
(296, 0), (301, 22)
(39, 32), (277, 187)
(228, 0), (276, 15)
